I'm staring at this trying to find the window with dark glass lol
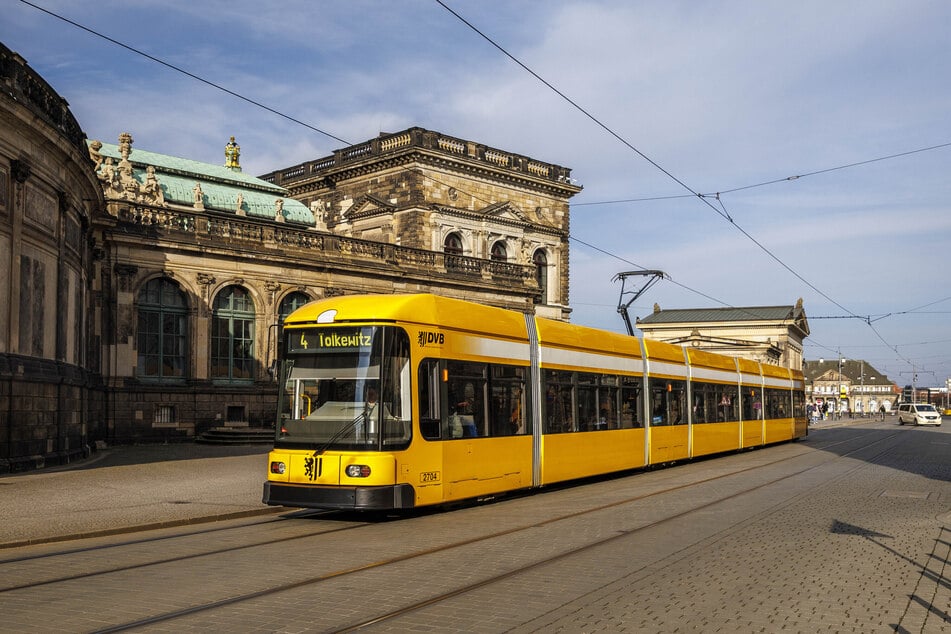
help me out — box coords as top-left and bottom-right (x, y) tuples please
(542, 371), (633, 433)
(690, 381), (728, 424)
(278, 291), (310, 324)
(742, 386), (763, 420)
(488, 365), (527, 436)
(765, 387), (789, 419)
(620, 375), (642, 428)
(596, 375), (619, 430)
(446, 360), (486, 438)
(490, 241), (507, 261)
(533, 249), (548, 304)
(421, 360), (528, 440)
(649, 379), (687, 425)
(277, 326), (411, 450)
(444, 232), (463, 255)
(543, 369), (574, 433)
(212, 285), (255, 381)
(137, 278), (187, 379)
(418, 359), (442, 440)
(715, 386), (739, 422)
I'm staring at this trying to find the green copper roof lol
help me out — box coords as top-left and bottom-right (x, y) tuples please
(90, 140), (313, 225)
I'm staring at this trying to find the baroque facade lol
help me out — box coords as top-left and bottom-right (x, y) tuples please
(0, 44), (103, 470)
(261, 127), (580, 321)
(0, 43), (583, 471)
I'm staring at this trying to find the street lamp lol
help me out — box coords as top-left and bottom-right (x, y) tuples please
(859, 360), (865, 417)
(836, 353), (844, 419)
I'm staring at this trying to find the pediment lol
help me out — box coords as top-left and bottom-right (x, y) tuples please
(344, 194), (395, 218)
(479, 201), (530, 223)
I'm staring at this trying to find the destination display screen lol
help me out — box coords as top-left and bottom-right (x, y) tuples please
(286, 327), (377, 353)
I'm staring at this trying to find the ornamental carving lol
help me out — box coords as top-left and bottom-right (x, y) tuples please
(90, 134), (168, 207)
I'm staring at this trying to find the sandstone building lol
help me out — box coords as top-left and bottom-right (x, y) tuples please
(0, 43), (582, 471)
(260, 127), (580, 321)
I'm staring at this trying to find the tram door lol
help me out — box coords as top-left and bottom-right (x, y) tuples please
(439, 360), (529, 501)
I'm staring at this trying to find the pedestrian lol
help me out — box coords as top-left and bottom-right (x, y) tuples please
(879, 404), (886, 421)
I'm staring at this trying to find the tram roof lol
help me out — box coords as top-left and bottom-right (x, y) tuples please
(284, 293), (529, 336)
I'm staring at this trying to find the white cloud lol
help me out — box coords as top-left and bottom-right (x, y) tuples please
(3, 0), (950, 380)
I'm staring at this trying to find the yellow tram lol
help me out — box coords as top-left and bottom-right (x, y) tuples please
(263, 294), (807, 510)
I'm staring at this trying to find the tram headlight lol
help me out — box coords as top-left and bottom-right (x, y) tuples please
(346, 464), (371, 478)
(270, 461), (286, 475)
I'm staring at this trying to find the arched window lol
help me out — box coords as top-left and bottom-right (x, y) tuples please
(212, 285), (255, 381)
(137, 278), (188, 379)
(533, 249), (548, 304)
(278, 291), (310, 324)
(444, 232), (463, 255)
(490, 241), (507, 261)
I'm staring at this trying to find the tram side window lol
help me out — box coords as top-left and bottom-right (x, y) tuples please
(576, 373), (600, 431)
(704, 383), (718, 423)
(598, 375), (619, 430)
(765, 387), (787, 419)
(691, 382), (725, 424)
(691, 382), (708, 424)
(418, 359), (441, 440)
(716, 387), (738, 422)
(650, 379), (687, 425)
(543, 369), (574, 433)
(742, 388), (763, 420)
(793, 389), (805, 418)
(541, 370), (636, 434)
(620, 376), (642, 428)
(447, 360), (486, 438)
(489, 365), (528, 436)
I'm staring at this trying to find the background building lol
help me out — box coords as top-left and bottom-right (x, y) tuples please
(0, 43), (103, 471)
(0, 44), (582, 471)
(803, 358), (898, 416)
(261, 127), (580, 321)
(635, 300), (810, 370)
(90, 129), (580, 449)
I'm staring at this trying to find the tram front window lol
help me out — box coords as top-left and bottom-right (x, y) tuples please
(276, 326), (411, 450)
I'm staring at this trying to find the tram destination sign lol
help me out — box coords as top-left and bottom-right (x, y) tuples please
(288, 327), (375, 352)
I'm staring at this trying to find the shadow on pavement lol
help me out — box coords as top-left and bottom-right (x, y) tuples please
(47, 442), (272, 472)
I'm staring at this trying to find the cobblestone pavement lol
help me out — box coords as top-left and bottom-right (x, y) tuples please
(0, 443), (273, 547)
(2, 420), (949, 633)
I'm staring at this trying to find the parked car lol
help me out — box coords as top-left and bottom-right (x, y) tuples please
(896, 403), (942, 426)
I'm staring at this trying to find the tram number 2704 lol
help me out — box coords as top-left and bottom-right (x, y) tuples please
(419, 471), (440, 483)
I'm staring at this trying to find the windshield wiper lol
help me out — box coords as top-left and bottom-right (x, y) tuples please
(312, 409), (370, 456)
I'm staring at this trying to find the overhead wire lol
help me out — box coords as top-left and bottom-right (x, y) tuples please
(17, 0), (351, 147)
(10, 0), (816, 329)
(18, 0), (947, 373)
(434, 0), (949, 375)
(434, 0), (865, 320)
(576, 141), (951, 207)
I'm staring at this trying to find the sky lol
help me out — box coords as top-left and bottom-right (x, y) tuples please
(4, 0), (951, 389)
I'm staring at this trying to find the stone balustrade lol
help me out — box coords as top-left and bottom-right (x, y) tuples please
(261, 126), (575, 187)
(0, 42), (85, 151)
(115, 204), (534, 283)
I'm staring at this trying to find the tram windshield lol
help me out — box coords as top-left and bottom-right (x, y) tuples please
(275, 325), (411, 450)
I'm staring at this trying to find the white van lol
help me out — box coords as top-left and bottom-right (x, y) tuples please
(896, 403), (942, 426)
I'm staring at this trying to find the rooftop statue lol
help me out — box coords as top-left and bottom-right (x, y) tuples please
(225, 136), (241, 170)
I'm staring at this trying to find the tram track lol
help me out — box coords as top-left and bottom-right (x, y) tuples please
(0, 508), (369, 595)
(337, 431), (902, 632)
(31, 428), (895, 633)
